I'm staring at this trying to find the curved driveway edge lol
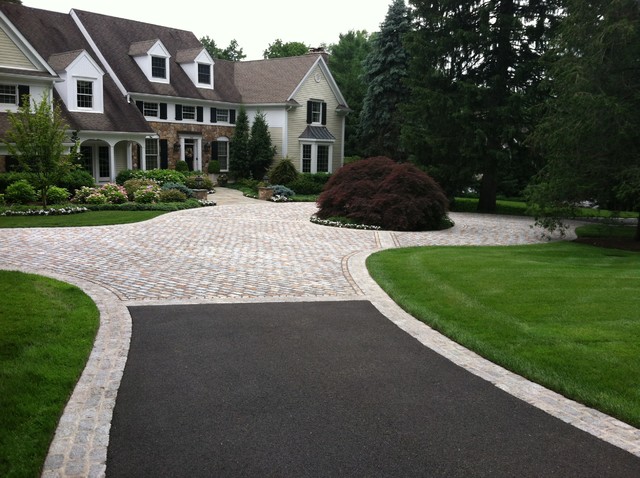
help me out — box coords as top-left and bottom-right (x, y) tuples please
(0, 194), (637, 476)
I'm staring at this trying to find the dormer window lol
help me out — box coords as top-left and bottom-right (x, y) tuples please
(77, 80), (93, 108)
(151, 56), (167, 79)
(198, 63), (211, 85)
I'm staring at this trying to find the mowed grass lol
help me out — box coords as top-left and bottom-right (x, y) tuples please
(367, 242), (640, 427)
(0, 210), (166, 228)
(0, 271), (99, 478)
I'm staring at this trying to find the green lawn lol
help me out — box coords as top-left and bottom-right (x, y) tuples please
(0, 210), (166, 228)
(367, 242), (640, 427)
(0, 271), (99, 478)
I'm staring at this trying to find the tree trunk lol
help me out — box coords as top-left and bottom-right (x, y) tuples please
(477, 157), (498, 213)
(635, 210), (640, 241)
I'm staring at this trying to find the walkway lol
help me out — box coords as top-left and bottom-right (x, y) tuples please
(0, 188), (637, 476)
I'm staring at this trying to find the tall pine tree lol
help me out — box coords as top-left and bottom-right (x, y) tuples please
(359, 0), (412, 159)
(229, 106), (250, 178)
(248, 112), (276, 180)
(530, 0), (640, 239)
(403, 0), (560, 210)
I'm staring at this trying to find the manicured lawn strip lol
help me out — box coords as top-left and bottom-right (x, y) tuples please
(366, 243), (640, 427)
(0, 210), (167, 228)
(576, 224), (636, 239)
(0, 271), (99, 478)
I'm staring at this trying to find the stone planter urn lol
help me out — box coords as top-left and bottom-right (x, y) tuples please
(258, 187), (273, 201)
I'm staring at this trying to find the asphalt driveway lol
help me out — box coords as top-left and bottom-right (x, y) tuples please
(106, 301), (640, 477)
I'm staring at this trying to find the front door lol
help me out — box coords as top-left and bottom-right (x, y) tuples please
(184, 139), (195, 171)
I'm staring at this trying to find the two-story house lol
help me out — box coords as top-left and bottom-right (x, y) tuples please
(0, 3), (349, 183)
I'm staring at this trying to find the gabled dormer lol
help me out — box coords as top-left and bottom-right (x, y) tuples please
(48, 49), (104, 113)
(129, 39), (171, 84)
(176, 47), (214, 90)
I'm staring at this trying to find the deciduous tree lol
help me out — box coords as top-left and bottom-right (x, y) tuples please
(3, 93), (76, 207)
(263, 39), (309, 59)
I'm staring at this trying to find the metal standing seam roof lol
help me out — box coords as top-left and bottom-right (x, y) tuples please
(298, 125), (336, 141)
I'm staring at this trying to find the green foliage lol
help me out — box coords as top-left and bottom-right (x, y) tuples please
(45, 186), (70, 204)
(248, 111), (276, 180)
(4, 179), (36, 204)
(328, 30), (373, 156)
(73, 183), (128, 205)
(271, 184), (295, 198)
(0, 271), (98, 478)
(84, 199), (202, 212)
(0, 172), (30, 193)
(200, 36), (246, 61)
(175, 160), (190, 172)
(263, 39), (309, 58)
(403, 0), (560, 212)
(287, 173), (331, 195)
(207, 160), (221, 174)
(133, 183), (161, 203)
(162, 182), (194, 198)
(58, 169), (95, 194)
(122, 179), (158, 201)
(183, 175), (214, 190)
(359, 0), (412, 159)
(116, 168), (187, 186)
(268, 158), (298, 185)
(529, 0), (640, 240)
(230, 106), (251, 178)
(158, 189), (187, 203)
(2, 94), (76, 207)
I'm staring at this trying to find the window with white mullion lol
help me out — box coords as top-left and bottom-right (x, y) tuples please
(0, 84), (17, 105)
(77, 80), (93, 108)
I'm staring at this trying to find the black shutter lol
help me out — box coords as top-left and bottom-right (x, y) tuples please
(321, 102), (327, 125)
(160, 139), (168, 169)
(160, 103), (167, 119)
(230, 109), (236, 124)
(210, 107), (217, 123)
(136, 100), (144, 114)
(197, 106), (204, 123)
(306, 101), (312, 124)
(175, 104), (183, 120)
(17, 85), (29, 106)
(211, 141), (218, 161)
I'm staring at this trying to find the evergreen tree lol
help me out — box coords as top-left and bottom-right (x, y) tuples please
(402, 0), (560, 211)
(328, 30), (372, 157)
(229, 106), (250, 178)
(359, 0), (411, 159)
(248, 112), (276, 180)
(529, 0), (640, 239)
(3, 93), (76, 207)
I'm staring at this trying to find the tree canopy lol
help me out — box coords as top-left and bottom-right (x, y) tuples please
(3, 94), (77, 207)
(359, 0), (412, 159)
(263, 39), (309, 59)
(200, 36), (246, 61)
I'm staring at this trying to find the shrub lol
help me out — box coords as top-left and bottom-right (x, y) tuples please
(0, 172), (30, 193)
(316, 156), (450, 231)
(268, 158), (298, 185)
(85, 192), (108, 204)
(116, 168), (187, 186)
(123, 179), (158, 200)
(175, 160), (190, 173)
(115, 169), (137, 185)
(271, 184), (295, 198)
(4, 180), (37, 205)
(46, 186), (70, 204)
(0, 194), (5, 206)
(71, 186), (97, 204)
(183, 175), (214, 190)
(58, 169), (95, 193)
(287, 173), (330, 195)
(208, 160), (221, 174)
(133, 184), (161, 203)
(159, 189), (187, 202)
(162, 182), (194, 198)
(99, 183), (128, 204)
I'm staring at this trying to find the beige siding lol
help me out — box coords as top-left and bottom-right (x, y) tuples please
(269, 126), (284, 166)
(0, 27), (37, 70)
(288, 65), (344, 173)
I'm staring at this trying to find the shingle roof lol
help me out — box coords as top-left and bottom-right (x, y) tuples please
(0, 3), (152, 134)
(47, 50), (86, 73)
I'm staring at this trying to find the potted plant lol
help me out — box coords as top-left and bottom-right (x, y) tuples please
(217, 173), (228, 187)
(207, 160), (220, 184)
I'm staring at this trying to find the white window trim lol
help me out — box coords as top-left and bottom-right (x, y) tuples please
(300, 141), (333, 173)
(310, 100), (323, 125)
(76, 79), (93, 110)
(217, 137), (230, 172)
(0, 84), (18, 108)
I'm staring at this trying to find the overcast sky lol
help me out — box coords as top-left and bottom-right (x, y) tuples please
(24, 0), (392, 61)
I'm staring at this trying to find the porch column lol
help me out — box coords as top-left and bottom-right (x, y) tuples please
(109, 144), (116, 182)
(140, 142), (147, 171)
